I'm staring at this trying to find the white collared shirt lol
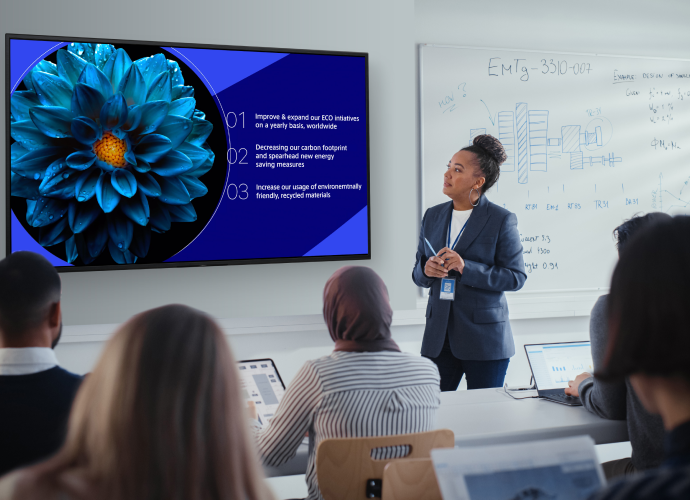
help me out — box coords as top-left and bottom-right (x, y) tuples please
(0, 348), (59, 375)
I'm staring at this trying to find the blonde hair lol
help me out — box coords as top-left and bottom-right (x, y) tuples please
(27, 304), (273, 500)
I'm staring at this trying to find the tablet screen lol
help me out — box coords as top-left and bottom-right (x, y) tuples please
(238, 359), (286, 425)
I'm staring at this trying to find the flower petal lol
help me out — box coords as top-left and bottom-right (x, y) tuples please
(133, 134), (172, 163)
(185, 116), (213, 146)
(99, 93), (128, 130)
(132, 158), (151, 173)
(68, 197), (101, 233)
(167, 60), (184, 87)
(150, 150), (194, 177)
(74, 168), (101, 202)
(71, 116), (102, 145)
(172, 85), (194, 100)
(65, 235), (78, 263)
(96, 171), (121, 213)
(10, 91), (42, 122)
(110, 169), (137, 198)
(146, 71), (172, 103)
(179, 175), (209, 199)
(10, 142), (29, 162)
(130, 224), (152, 258)
(10, 120), (62, 151)
(148, 198), (171, 232)
(167, 202), (197, 223)
(28, 197), (69, 227)
(107, 211), (134, 250)
(102, 48), (133, 91)
(132, 171), (161, 197)
(108, 241), (137, 264)
(119, 190), (150, 226)
(77, 63), (113, 100)
(38, 159), (75, 198)
(66, 150), (97, 170)
(11, 147), (67, 180)
(132, 100), (169, 135)
(122, 105), (141, 132)
(39, 217), (71, 247)
(29, 106), (75, 138)
(84, 218), (108, 259)
(57, 49), (88, 87)
(23, 60), (58, 92)
(157, 176), (191, 205)
(167, 97), (195, 119)
(154, 114), (192, 150)
(31, 71), (73, 109)
(175, 142), (208, 169)
(68, 43), (96, 64)
(94, 44), (116, 70)
(11, 175), (41, 199)
(189, 146), (215, 177)
(134, 53), (167, 88)
(118, 64), (146, 106)
(71, 83), (107, 120)
(74, 234), (95, 264)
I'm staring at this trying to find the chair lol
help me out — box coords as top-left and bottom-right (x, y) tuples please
(316, 429), (454, 500)
(381, 458), (442, 500)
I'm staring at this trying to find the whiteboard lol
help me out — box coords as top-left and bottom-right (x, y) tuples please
(420, 45), (690, 292)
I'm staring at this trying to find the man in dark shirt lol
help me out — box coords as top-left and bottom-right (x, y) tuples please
(0, 252), (82, 476)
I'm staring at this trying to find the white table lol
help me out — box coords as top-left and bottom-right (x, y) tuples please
(264, 388), (629, 477)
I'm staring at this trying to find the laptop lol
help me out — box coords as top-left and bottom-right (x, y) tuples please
(238, 358), (286, 425)
(524, 341), (593, 406)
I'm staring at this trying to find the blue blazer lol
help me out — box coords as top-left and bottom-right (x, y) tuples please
(412, 195), (527, 360)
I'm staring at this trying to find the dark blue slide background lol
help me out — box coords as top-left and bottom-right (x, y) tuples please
(168, 53), (368, 262)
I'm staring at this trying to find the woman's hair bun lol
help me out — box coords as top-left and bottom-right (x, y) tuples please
(472, 134), (507, 166)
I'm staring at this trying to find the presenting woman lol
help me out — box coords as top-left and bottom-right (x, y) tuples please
(412, 134), (527, 391)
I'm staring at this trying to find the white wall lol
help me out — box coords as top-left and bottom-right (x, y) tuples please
(1, 0), (419, 324)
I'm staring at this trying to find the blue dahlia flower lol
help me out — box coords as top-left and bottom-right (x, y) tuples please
(10, 42), (215, 264)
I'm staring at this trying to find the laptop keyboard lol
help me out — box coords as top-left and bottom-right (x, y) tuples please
(547, 393), (581, 404)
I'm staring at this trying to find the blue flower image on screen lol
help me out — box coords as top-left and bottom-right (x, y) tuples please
(10, 42), (215, 265)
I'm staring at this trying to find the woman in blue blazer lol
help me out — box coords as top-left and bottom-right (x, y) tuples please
(412, 135), (527, 391)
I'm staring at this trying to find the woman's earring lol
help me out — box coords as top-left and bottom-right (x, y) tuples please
(469, 187), (480, 207)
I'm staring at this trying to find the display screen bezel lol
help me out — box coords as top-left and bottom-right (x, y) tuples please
(5, 33), (371, 273)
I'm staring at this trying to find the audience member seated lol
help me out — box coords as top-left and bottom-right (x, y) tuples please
(589, 216), (690, 500)
(565, 214), (670, 479)
(0, 252), (82, 477)
(0, 304), (274, 500)
(252, 266), (441, 500)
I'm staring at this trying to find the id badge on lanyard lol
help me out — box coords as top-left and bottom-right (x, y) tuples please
(438, 216), (468, 301)
(440, 276), (456, 300)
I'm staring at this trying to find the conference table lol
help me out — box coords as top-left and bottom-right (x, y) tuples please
(264, 387), (629, 477)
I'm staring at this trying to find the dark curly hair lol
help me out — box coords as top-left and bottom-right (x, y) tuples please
(461, 134), (507, 194)
(613, 212), (671, 253)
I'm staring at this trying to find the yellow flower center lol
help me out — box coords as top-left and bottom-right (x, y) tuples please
(93, 131), (127, 168)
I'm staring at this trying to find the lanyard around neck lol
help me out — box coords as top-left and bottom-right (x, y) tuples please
(447, 216), (469, 250)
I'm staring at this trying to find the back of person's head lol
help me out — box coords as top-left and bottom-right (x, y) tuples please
(24, 304), (273, 500)
(602, 216), (690, 382)
(0, 252), (61, 342)
(613, 212), (672, 253)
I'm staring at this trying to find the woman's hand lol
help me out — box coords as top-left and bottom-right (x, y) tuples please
(247, 400), (258, 420)
(424, 255), (448, 278)
(437, 247), (465, 274)
(564, 372), (592, 397)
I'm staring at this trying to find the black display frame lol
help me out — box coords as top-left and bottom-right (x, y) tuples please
(5, 33), (371, 273)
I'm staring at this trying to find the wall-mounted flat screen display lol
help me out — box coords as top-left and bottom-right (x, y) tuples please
(6, 35), (369, 271)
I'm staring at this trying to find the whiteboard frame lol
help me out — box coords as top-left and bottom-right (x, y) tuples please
(417, 43), (690, 315)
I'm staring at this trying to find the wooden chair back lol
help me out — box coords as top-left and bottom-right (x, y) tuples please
(381, 458), (442, 500)
(316, 429), (454, 500)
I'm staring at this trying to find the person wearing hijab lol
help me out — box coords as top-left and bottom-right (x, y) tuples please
(252, 266), (441, 500)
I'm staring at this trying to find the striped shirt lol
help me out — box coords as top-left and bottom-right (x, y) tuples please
(254, 351), (441, 500)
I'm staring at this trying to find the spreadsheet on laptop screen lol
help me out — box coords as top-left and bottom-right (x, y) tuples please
(525, 343), (593, 390)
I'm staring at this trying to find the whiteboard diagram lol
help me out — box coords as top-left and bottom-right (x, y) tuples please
(420, 45), (690, 292)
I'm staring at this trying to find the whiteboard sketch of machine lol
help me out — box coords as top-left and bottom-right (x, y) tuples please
(469, 103), (622, 184)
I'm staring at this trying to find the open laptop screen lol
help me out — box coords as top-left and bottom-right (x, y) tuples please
(238, 359), (286, 425)
(524, 342), (592, 390)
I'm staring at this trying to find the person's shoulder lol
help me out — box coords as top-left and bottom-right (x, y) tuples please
(0, 467), (64, 500)
(53, 367), (83, 383)
(484, 198), (512, 218)
(424, 201), (451, 218)
(589, 464), (690, 500)
(590, 295), (609, 323)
